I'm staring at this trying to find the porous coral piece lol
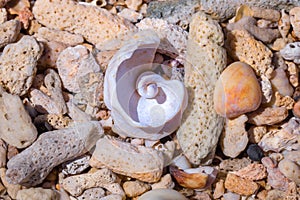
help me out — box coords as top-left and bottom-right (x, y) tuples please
(224, 173), (258, 196)
(198, 0), (300, 21)
(77, 188), (105, 200)
(47, 114), (71, 129)
(287, 61), (299, 87)
(6, 121), (104, 187)
(147, 0), (200, 29)
(0, 92), (38, 148)
(274, 92), (295, 109)
(261, 157), (290, 190)
(0, 8), (7, 23)
(177, 11), (226, 165)
(225, 29), (273, 78)
(0, 20), (21, 48)
(213, 179), (225, 199)
(6, 0), (32, 29)
(214, 62), (262, 118)
(36, 27), (84, 46)
(95, 50), (117, 72)
(227, 16), (280, 43)
(30, 69), (67, 115)
(247, 107), (288, 125)
(136, 18), (188, 58)
(220, 115), (248, 158)
(234, 163), (267, 181)
(90, 137), (164, 183)
(38, 41), (67, 68)
(248, 125), (267, 143)
(0, 168), (22, 199)
(289, 7), (300, 39)
(123, 180), (151, 198)
(270, 68), (294, 97)
(0, 35), (42, 96)
(57, 45), (101, 93)
(62, 168), (125, 197)
(16, 187), (59, 200)
(32, 0), (136, 47)
(280, 42), (300, 64)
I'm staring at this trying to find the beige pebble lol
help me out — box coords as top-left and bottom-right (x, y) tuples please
(213, 179), (225, 199)
(270, 68), (294, 97)
(0, 20), (20, 48)
(123, 180), (150, 198)
(234, 163), (267, 181)
(220, 115), (248, 158)
(36, 27), (84, 46)
(38, 41), (68, 68)
(16, 187), (58, 200)
(57, 45), (101, 93)
(278, 9), (291, 38)
(0, 92), (38, 148)
(224, 173), (258, 196)
(247, 106), (288, 126)
(219, 157), (252, 172)
(289, 7), (300, 39)
(125, 0), (142, 11)
(151, 174), (175, 190)
(0, 139), (6, 168)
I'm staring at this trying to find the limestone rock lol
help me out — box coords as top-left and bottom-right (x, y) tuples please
(278, 157), (300, 185)
(123, 180), (151, 198)
(219, 157), (252, 172)
(6, 121), (103, 187)
(38, 41), (67, 68)
(151, 174), (175, 190)
(234, 163), (267, 181)
(36, 27), (84, 46)
(90, 137), (164, 183)
(62, 168), (125, 197)
(0, 139), (6, 168)
(224, 173), (258, 196)
(247, 107), (288, 126)
(280, 42), (300, 64)
(177, 11), (226, 165)
(290, 7), (300, 39)
(270, 68), (294, 97)
(0, 8), (7, 23)
(220, 115), (249, 158)
(0, 168), (22, 199)
(0, 35), (43, 96)
(0, 20), (20, 48)
(57, 45), (101, 93)
(32, 0), (136, 47)
(16, 187), (58, 200)
(0, 92), (38, 148)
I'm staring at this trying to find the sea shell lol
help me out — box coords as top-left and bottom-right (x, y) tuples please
(104, 30), (188, 140)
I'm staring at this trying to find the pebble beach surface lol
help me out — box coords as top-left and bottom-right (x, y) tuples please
(0, 0), (299, 199)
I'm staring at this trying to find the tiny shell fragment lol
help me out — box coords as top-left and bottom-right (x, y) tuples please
(90, 137), (164, 183)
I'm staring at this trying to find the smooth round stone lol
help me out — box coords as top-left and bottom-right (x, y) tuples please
(138, 189), (188, 200)
(214, 62), (262, 118)
(247, 144), (264, 161)
(278, 158), (300, 185)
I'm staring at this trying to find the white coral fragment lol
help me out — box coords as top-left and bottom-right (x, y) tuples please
(104, 30), (187, 140)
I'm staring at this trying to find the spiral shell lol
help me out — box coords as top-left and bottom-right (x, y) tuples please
(104, 30), (188, 140)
